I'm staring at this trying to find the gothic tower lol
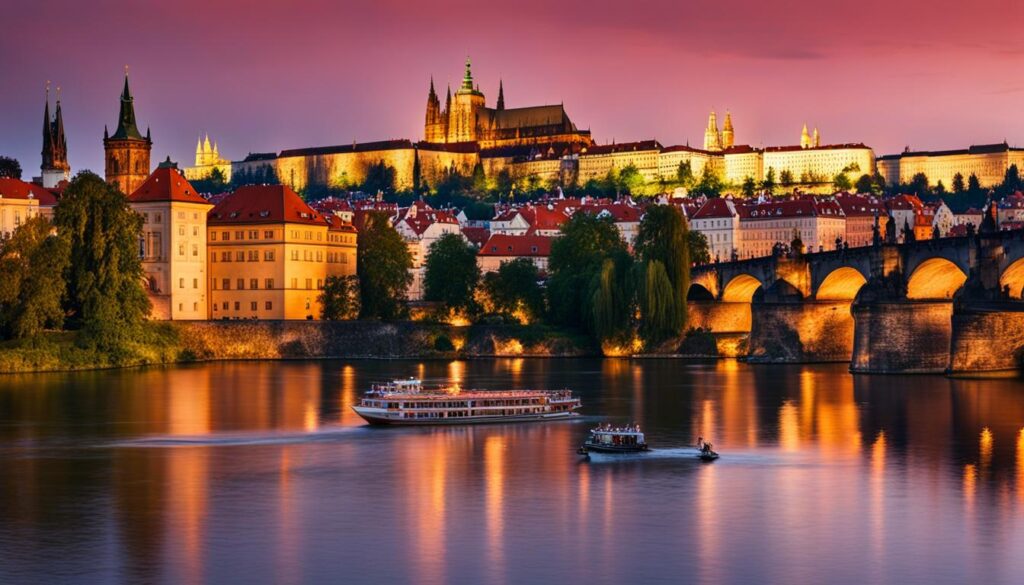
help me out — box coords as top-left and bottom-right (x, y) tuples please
(704, 110), (723, 152)
(424, 78), (446, 143)
(41, 83), (71, 188)
(104, 69), (152, 195)
(722, 111), (734, 150)
(497, 79), (505, 111)
(800, 124), (812, 149)
(812, 127), (820, 148)
(449, 57), (485, 143)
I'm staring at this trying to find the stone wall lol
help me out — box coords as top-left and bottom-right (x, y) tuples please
(949, 304), (1024, 377)
(175, 321), (595, 361)
(688, 301), (751, 357)
(747, 301), (854, 363)
(851, 301), (953, 374)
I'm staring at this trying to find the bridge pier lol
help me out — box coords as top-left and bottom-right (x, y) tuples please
(948, 301), (1024, 377)
(687, 300), (750, 357)
(850, 301), (953, 374)
(747, 301), (855, 363)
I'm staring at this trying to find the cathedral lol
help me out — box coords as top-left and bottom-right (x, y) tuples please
(424, 58), (593, 149)
(40, 83), (70, 188)
(184, 133), (232, 182)
(104, 70), (152, 195)
(702, 110), (735, 152)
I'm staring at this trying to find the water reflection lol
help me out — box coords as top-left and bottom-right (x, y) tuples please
(2, 360), (1024, 584)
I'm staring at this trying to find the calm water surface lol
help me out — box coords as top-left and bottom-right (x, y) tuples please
(2, 359), (1024, 584)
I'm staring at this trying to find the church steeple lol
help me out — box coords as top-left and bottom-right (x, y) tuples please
(801, 124), (812, 149)
(41, 82), (70, 187)
(704, 110), (723, 152)
(41, 83), (53, 167)
(722, 111), (734, 149)
(460, 56), (474, 92)
(112, 67), (145, 141)
(497, 79), (505, 110)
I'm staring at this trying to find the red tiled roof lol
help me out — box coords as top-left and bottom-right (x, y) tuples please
(479, 234), (553, 257)
(737, 198), (845, 220)
(325, 215), (357, 233)
(462, 226), (491, 247)
(209, 185), (326, 226)
(579, 202), (641, 222)
(0, 178), (54, 202)
(691, 198), (736, 219)
(129, 167), (209, 205)
(836, 194), (885, 217)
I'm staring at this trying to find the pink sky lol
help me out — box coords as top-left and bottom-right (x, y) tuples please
(2, 0), (1023, 177)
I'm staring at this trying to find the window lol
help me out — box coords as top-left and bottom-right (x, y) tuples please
(291, 278), (298, 289)
(222, 279), (230, 290)
(222, 301), (229, 310)
(192, 244), (198, 257)
(250, 230), (258, 239)
(264, 230), (274, 239)
(211, 231), (217, 241)
(235, 251), (244, 261)
(250, 278), (258, 290)
(179, 225), (185, 236)
(193, 226), (199, 236)
(237, 279), (245, 290)
(341, 253), (347, 264)
(155, 213), (162, 223)
(265, 279), (274, 289)
(193, 278), (198, 289)
(179, 244), (185, 256)
(222, 251), (231, 262)
(291, 250), (299, 261)
(265, 301), (273, 310)
(138, 236), (146, 259)
(305, 278), (312, 290)
(235, 231), (244, 240)
(212, 279), (217, 290)
(179, 278), (184, 289)
(178, 211), (186, 220)
(179, 303), (183, 312)
(251, 301), (258, 311)
(264, 250), (275, 261)
(316, 251), (322, 262)
(234, 302), (240, 310)
(211, 251), (217, 263)
(248, 250), (259, 262)
(317, 279), (323, 289)
(222, 231), (230, 241)
(193, 302), (198, 312)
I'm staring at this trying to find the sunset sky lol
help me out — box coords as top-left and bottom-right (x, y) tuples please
(2, 0), (1023, 176)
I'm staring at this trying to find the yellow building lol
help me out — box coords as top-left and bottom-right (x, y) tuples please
(577, 140), (663, 183)
(762, 143), (875, 185)
(722, 146), (763, 185)
(877, 143), (1024, 188)
(658, 145), (717, 184)
(129, 162), (214, 320)
(207, 185), (356, 320)
(0, 178), (50, 238)
(183, 134), (232, 183)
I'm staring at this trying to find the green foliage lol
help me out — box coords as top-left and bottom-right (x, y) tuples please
(0, 156), (22, 179)
(688, 229), (711, 265)
(471, 162), (488, 194)
(590, 257), (633, 343)
(190, 166), (228, 194)
(619, 164), (645, 195)
(423, 233), (480, 313)
(762, 167), (777, 193)
(435, 166), (472, 203)
(741, 176), (756, 197)
(482, 258), (545, 323)
(230, 163), (279, 188)
(633, 204), (689, 340)
(547, 213), (628, 329)
(1003, 164), (1021, 193)
(54, 172), (150, 351)
(0, 217), (70, 339)
(694, 165), (723, 197)
(952, 172), (965, 194)
(357, 211), (412, 319)
(968, 173), (982, 193)
(854, 173), (876, 194)
(780, 169), (794, 187)
(637, 260), (681, 345)
(319, 275), (360, 320)
(677, 160), (695, 189)
(833, 172), (852, 191)
(495, 168), (514, 196)
(909, 172), (929, 197)
(362, 160), (397, 194)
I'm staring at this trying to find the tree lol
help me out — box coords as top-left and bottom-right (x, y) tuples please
(1003, 164), (1021, 193)
(741, 176), (756, 197)
(761, 167), (776, 193)
(471, 161), (488, 194)
(935, 180), (946, 195)
(319, 275), (360, 320)
(0, 156), (22, 179)
(952, 172), (965, 194)
(53, 172), (150, 349)
(854, 174), (875, 194)
(688, 229), (711, 265)
(968, 173), (982, 193)
(633, 204), (690, 343)
(590, 257), (633, 343)
(637, 260), (680, 345)
(834, 172), (852, 191)
(619, 164), (645, 195)
(495, 168), (514, 196)
(482, 258), (545, 323)
(547, 213), (628, 329)
(423, 233), (480, 313)
(780, 169), (795, 187)
(357, 211), (412, 319)
(676, 160), (695, 189)
(694, 165), (723, 197)
(362, 160), (396, 194)
(0, 216), (69, 339)
(910, 172), (929, 197)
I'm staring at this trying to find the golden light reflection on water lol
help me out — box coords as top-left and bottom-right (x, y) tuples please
(779, 402), (800, 452)
(339, 365), (357, 426)
(448, 360), (466, 388)
(276, 448), (300, 585)
(1017, 429), (1024, 503)
(869, 430), (887, 573)
(407, 432), (449, 585)
(167, 448), (207, 585)
(484, 435), (506, 581)
(980, 428), (993, 477)
(964, 463), (977, 509)
(695, 462), (719, 585)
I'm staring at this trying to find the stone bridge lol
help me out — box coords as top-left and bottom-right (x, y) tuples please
(689, 224), (1024, 376)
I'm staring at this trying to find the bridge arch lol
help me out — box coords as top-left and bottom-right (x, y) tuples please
(1000, 257), (1024, 299)
(687, 283), (716, 300)
(816, 267), (868, 301)
(906, 258), (968, 300)
(721, 274), (764, 302)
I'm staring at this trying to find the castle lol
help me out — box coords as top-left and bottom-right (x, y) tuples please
(424, 58), (592, 149)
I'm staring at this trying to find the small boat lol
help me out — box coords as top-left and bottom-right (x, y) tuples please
(695, 438), (719, 461)
(352, 378), (582, 425)
(578, 423), (649, 456)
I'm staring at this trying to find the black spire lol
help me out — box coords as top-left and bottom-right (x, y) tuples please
(497, 79), (505, 110)
(41, 83), (54, 168)
(53, 88), (67, 165)
(110, 68), (144, 141)
(429, 76), (437, 101)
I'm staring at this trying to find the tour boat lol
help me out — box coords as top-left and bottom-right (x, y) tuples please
(577, 423), (649, 455)
(351, 378), (582, 425)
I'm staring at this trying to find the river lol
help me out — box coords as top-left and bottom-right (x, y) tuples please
(1, 359), (1023, 584)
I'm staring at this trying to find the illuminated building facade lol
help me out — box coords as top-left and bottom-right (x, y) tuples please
(876, 143), (1024, 188)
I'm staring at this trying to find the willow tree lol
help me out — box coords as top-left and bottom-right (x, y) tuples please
(547, 213), (629, 330)
(638, 260), (680, 344)
(0, 216), (70, 339)
(590, 256), (633, 343)
(633, 204), (690, 340)
(54, 172), (150, 350)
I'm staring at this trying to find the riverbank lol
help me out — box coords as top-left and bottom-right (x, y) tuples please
(0, 321), (600, 374)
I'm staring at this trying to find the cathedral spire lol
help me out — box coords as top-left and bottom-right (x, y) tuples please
(704, 110), (723, 152)
(53, 87), (67, 158)
(801, 123), (812, 149)
(111, 67), (144, 141)
(460, 56), (474, 92)
(497, 79), (505, 110)
(445, 84), (452, 112)
(722, 111), (734, 149)
(42, 82), (53, 166)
